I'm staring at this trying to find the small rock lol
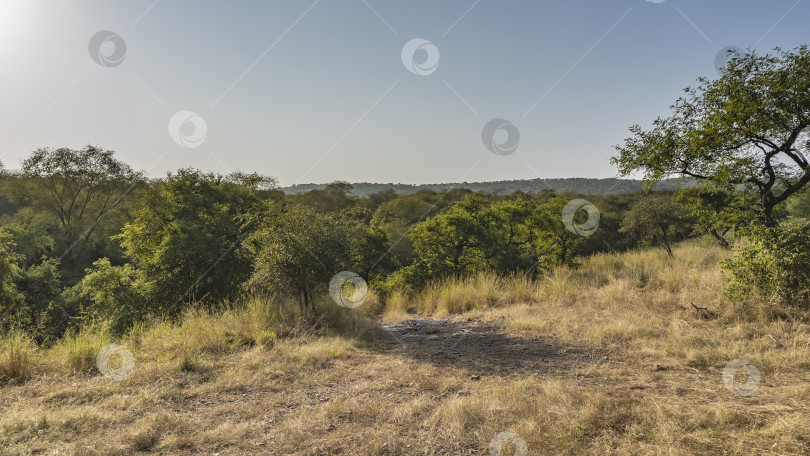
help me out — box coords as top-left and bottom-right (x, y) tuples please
(470, 375), (481, 381)
(457, 390), (471, 396)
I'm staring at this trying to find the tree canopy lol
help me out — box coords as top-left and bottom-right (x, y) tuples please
(613, 46), (810, 226)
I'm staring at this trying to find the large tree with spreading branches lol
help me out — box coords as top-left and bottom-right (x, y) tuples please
(613, 46), (810, 227)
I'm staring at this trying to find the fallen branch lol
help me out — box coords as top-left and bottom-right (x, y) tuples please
(690, 303), (716, 319)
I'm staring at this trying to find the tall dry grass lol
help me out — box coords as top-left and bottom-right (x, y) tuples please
(1, 239), (808, 454)
(387, 239), (810, 380)
(0, 295), (378, 383)
(391, 240), (730, 319)
(0, 331), (35, 384)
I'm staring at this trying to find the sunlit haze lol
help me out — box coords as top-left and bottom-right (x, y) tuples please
(1, 0), (807, 185)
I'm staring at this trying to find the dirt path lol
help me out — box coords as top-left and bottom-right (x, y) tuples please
(381, 317), (606, 376)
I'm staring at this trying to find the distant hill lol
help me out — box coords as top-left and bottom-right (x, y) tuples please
(280, 178), (692, 197)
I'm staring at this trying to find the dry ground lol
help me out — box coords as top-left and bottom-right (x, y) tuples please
(1, 241), (809, 455)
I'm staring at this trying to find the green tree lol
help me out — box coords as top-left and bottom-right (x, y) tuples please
(613, 46), (810, 227)
(0, 228), (24, 323)
(118, 169), (270, 310)
(350, 221), (397, 284)
(530, 196), (592, 267)
(372, 188), (472, 268)
(1, 212), (56, 268)
(14, 146), (143, 282)
(249, 206), (354, 311)
(17, 258), (64, 339)
(620, 194), (690, 257)
(61, 258), (152, 334)
(675, 187), (755, 248)
(481, 198), (538, 272)
(408, 194), (490, 280)
(294, 181), (356, 213)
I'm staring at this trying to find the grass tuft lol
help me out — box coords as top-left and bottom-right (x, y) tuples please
(0, 331), (35, 384)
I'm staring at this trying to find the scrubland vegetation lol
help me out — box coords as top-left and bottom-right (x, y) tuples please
(1, 241), (808, 455)
(1, 44), (809, 455)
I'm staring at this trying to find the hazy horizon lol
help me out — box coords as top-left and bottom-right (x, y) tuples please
(1, 0), (807, 186)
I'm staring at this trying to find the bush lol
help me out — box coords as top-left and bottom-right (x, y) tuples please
(61, 258), (153, 335)
(723, 220), (810, 308)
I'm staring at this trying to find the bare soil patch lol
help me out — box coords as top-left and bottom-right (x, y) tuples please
(382, 317), (606, 376)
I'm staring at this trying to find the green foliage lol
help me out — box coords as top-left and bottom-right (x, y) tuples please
(483, 197), (537, 272)
(15, 146), (143, 283)
(350, 221), (398, 283)
(61, 258), (152, 335)
(292, 180), (356, 213)
(675, 187), (755, 248)
(786, 187), (810, 219)
(530, 196), (592, 268)
(723, 221), (810, 309)
(15, 258), (63, 338)
(613, 46), (810, 226)
(408, 193), (490, 280)
(400, 194), (598, 289)
(371, 189), (470, 268)
(250, 206), (355, 310)
(118, 169), (270, 310)
(1, 213), (56, 268)
(0, 228), (24, 322)
(620, 193), (691, 256)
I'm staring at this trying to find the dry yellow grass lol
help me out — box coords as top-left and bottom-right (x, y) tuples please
(1, 240), (808, 455)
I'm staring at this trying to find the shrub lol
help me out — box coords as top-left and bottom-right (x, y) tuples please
(723, 221), (810, 308)
(61, 258), (153, 335)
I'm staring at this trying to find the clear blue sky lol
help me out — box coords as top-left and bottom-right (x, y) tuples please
(0, 0), (806, 186)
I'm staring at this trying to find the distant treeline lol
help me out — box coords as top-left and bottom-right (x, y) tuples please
(281, 178), (694, 197)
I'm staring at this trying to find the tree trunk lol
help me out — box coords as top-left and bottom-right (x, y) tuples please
(710, 228), (730, 248)
(660, 225), (673, 257)
(762, 199), (777, 228)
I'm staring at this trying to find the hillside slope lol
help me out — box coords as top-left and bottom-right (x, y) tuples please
(1, 241), (808, 455)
